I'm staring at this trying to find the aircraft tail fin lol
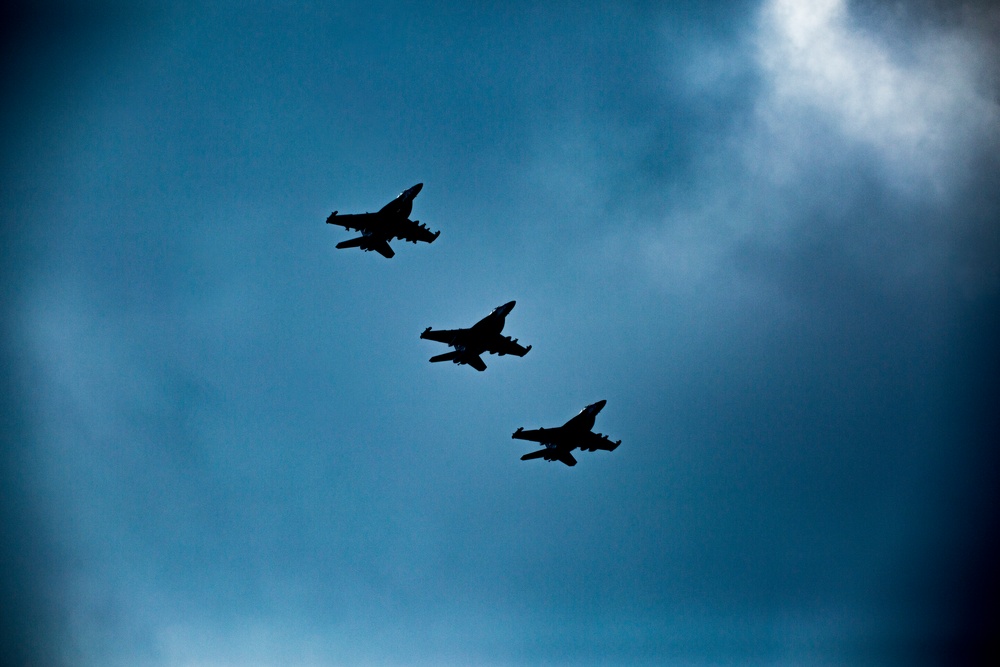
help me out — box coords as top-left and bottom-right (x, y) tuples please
(373, 239), (395, 258)
(467, 355), (487, 372)
(429, 351), (461, 363)
(520, 449), (548, 461)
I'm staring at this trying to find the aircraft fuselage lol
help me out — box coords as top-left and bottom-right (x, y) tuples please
(378, 183), (422, 220)
(562, 399), (606, 433)
(467, 300), (516, 344)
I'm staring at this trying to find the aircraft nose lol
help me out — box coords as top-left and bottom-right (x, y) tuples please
(590, 399), (607, 413)
(492, 300), (516, 316)
(410, 183), (423, 196)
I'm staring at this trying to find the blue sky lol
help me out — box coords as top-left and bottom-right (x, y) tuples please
(3, 1), (999, 665)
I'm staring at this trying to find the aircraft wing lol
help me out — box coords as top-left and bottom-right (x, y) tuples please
(512, 427), (558, 443)
(394, 219), (440, 244)
(578, 431), (621, 452)
(420, 327), (465, 345)
(485, 334), (532, 357)
(326, 211), (378, 232)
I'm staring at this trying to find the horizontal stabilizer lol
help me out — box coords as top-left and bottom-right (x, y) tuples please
(519, 448), (577, 466)
(335, 236), (395, 258)
(429, 351), (461, 363)
(335, 236), (366, 249)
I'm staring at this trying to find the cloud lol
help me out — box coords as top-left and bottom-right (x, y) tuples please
(611, 0), (1000, 300)
(756, 0), (998, 191)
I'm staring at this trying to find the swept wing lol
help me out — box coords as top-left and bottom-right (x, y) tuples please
(485, 334), (532, 357)
(326, 212), (378, 232)
(577, 431), (622, 452)
(511, 427), (555, 444)
(420, 328), (464, 345)
(394, 219), (440, 244)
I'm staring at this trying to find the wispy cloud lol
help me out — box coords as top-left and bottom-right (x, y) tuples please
(625, 0), (1000, 295)
(756, 0), (998, 190)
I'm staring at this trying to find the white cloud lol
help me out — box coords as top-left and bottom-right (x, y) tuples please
(756, 0), (998, 190)
(628, 0), (1000, 295)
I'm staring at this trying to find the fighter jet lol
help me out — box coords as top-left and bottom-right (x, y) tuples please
(513, 400), (621, 467)
(420, 300), (531, 372)
(326, 183), (439, 258)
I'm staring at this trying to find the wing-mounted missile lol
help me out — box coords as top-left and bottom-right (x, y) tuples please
(325, 211), (338, 223)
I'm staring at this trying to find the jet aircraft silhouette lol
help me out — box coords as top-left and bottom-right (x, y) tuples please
(513, 400), (621, 467)
(326, 183), (439, 258)
(420, 301), (531, 372)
